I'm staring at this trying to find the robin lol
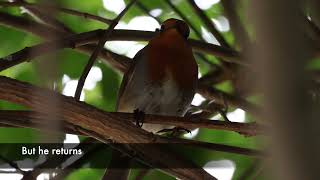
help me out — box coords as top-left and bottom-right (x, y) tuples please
(104, 18), (198, 180)
(117, 18), (198, 132)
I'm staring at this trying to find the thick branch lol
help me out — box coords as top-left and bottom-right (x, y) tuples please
(0, 110), (263, 157)
(116, 113), (263, 136)
(0, 76), (214, 180)
(0, 110), (263, 136)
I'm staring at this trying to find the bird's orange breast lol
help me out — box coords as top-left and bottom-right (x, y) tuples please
(146, 29), (198, 89)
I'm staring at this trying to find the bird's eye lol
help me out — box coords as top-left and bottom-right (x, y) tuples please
(176, 21), (190, 39)
(160, 25), (165, 31)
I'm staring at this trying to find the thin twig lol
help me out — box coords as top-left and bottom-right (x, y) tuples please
(165, 0), (203, 40)
(221, 0), (250, 49)
(74, 0), (138, 100)
(187, 0), (230, 48)
(9, 0), (71, 32)
(198, 68), (230, 85)
(186, 0), (239, 83)
(197, 84), (260, 116)
(0, 155), (26, 175)
(305, 15), (320, 43)
(0, 1), (113, 24)
(0, 12), (130, 72)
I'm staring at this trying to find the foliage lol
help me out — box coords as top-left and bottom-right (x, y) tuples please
(0, 0), (267, 179)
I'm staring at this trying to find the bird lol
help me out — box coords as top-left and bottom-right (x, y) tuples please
(104, 18), (198, 179)
(116, 18), (198, 133)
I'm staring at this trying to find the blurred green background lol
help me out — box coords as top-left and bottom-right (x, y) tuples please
(0, 0), (263, 179)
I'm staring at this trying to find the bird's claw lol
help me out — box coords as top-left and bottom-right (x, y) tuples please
(133, 109), (145, 128)
(157, 127), (191, 136)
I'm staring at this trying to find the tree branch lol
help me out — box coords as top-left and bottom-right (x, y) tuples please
(74, 0), (138, 100)
(0, 155), (26, 175)
(0, 75), (215, 180)
(0, 28), (242, 70)
(0, 12), (130, 72)
(0, 109), (263, 136)
(187, 0), (230, 48)
(0, 110), (263, 157)
(197, 84), (261, 116)
(0, 1), (113, 24)
(221, 0), (250, 49)
(0, 12), (242, 69)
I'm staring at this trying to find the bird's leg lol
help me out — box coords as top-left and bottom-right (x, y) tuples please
(218, 94), (231, 122)
(133, 109), (145, 128)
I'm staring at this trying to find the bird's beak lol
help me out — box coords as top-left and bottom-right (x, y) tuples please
(155, 28), (163, 34)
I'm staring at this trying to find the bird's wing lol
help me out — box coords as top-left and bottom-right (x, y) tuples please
(116, 46), (147, 111)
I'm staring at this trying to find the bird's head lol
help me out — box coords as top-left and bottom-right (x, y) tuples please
(157, 18), (190, 39)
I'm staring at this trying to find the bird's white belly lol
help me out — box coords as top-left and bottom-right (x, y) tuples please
(118, 77), (185, 133)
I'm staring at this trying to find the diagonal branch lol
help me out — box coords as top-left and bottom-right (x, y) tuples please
(0, 155), (26, 175)
(0, 75), (215, 180)
(0, 1), (113, 24)
(0, 12), (130, 72)
(9, 0), (71, 33)
(187, 0), (230, 48)
(221, 0), (250, 49)
(74, 0), (138, 100)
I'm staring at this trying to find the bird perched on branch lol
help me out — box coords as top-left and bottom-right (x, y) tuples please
(117, 18), (198, 132)
(104, 18), (198, 179)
